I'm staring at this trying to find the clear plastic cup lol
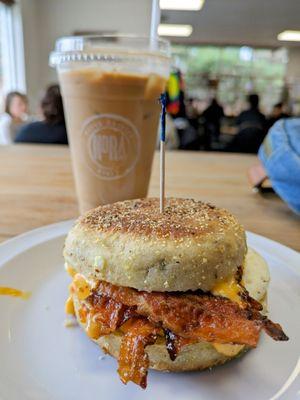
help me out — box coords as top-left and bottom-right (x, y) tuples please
(50, 35), (170, 213)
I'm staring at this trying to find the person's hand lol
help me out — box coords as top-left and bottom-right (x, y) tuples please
(248, 160), (268, 190)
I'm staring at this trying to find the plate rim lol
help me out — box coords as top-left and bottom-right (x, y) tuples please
(0, 220), (74, 265)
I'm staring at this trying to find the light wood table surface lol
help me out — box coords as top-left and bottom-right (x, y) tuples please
(0, 144), (299, 251)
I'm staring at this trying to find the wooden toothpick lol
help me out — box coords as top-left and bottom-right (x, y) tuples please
(159, 93), (166, 213)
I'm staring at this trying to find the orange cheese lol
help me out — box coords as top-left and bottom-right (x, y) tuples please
(213, 343), (245, 357)
(0, 287), (30, 299)
(65, 263), (77, 278)
(86, 313), (102, 339)
(65, 296), (75, 315)
(78, 306), (88, 324)
(211, 277), (243, 305)
(71, 274), (91, 300)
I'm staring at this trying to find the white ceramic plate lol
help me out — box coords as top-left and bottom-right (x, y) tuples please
(0, 221), (299, 400)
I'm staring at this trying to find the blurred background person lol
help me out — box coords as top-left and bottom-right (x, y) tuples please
(15, 84), (68, 145)
(178, 97), (201, 150)
(185, 97), (200, 130)
(226, 94), (266, 153)
(0, 91), (29, 145)
(202, 97), (224, 150)
(267, 102), (290, 130)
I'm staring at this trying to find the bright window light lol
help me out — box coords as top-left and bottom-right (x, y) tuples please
(158, 24), (193, 37)
(277, 30), (300, 42)
(160, 0), (205, 11)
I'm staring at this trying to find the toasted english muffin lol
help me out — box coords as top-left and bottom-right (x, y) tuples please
(64, 198), (247, 292)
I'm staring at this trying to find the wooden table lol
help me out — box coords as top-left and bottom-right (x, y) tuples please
(0, 144), (299, 251)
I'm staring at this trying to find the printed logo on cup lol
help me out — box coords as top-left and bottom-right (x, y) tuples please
(82, 114), (140, 180)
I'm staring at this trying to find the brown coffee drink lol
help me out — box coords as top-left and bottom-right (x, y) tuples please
(50, 36), (170, 213)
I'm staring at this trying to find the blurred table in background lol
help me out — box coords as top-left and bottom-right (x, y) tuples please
(0, 144), (299, 251)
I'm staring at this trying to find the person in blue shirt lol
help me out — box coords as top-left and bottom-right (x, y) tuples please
(15, 84), (68, 145)
(258, 118), (300, 214)
(249, 118), (300, 215)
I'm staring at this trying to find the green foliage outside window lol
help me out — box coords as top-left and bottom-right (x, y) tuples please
(171, 45), (287, 114)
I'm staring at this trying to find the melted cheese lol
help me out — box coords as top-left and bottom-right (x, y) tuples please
(78, 306), (88, 323)
(71, 274), (91, 300)
(0, 287), (30, 299)
(213, 343), (245, 357)
(211, 277), (243, 305)
(65, 263), (77, 278)
(86, 313), (103, 339)
(65, 296), (75, 315)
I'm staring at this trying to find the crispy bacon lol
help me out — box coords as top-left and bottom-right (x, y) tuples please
(235, 265), (244, 284)
(81, 280), (287, 389)
(94, 281), (288, 347)
(239, 287), (264, 312)
(260, 317), (289, 341)
(88, 293), (137, 334)
(118, 318), (158, 389)
(235, 266), (263, 311)
(164, 329), (195, 361)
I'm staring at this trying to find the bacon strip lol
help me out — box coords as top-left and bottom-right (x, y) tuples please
(83, 281), (287, 389)
(88, 293), (136, 335)
(164, 329), (195, 361)
(142, 293), (261, 346)
(239, 287), (264, 311)
(260, 317), (289, 341)
(118, 318), (158, 389)
(94, 281), (288, 347)
(88, 282), (288, 346)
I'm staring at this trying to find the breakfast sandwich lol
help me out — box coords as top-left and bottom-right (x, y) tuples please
(63, 198), (288, 388)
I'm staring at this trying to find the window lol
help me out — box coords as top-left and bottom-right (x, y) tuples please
(172, 45), (288, 115)
(0, 1), (26, 110)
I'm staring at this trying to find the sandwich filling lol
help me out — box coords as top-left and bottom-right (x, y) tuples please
(66, 265), (288, 389)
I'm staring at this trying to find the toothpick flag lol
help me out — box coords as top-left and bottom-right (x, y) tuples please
(159, 93), (166, 213)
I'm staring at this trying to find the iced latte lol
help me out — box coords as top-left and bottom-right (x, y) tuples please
(50, 36), (170, 213)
